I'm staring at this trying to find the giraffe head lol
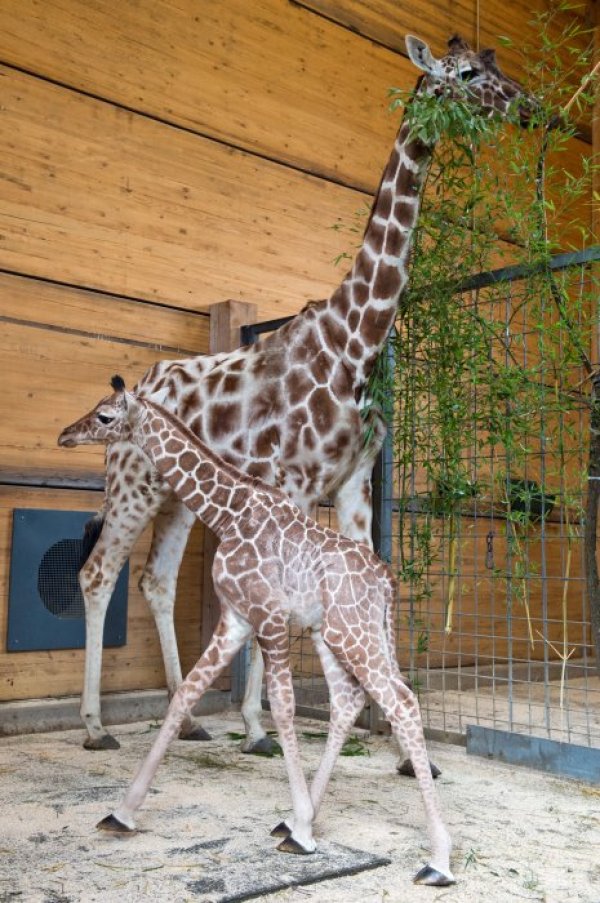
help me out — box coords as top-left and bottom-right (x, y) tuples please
(406, 34), (536, 127)
(57, 375), (140, 448)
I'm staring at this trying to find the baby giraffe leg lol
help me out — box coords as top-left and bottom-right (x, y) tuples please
(309, 631), (366, 817)
(271, 629), (365, 840)
(359, 666), (454, 886)
(97, 610), (252, 834)
(259, 635), (316, 855)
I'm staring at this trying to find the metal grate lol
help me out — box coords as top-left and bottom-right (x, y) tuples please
(38, 539), (86, 619)
(383, 247), (600, 762)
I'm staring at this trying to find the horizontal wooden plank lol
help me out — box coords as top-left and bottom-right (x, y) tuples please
(0, 66), (366, 322)
(301, 0), (593, 124)
(0, 317), (205, 479)
(0, 272), (209, 354)
(1, 65), (591, 326)
(0, 486), (204, 701)
(0, 0), (419, 193)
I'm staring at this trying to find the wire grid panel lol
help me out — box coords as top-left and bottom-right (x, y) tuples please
(389, 250), (600, 749)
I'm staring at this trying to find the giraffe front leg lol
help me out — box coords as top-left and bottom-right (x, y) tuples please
(80, 517), (148, 750)
(80, 582), (118, 751)
(79, 446), (166, 750)
(141, 496), (211, 741)
(98, 609), (252, 833)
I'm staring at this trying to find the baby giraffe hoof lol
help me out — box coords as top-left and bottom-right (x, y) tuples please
(413, 865), (455, 886)
(179, 726), (212, 741)
(84, 734), (120, 751)
(270, 821), (292, 838)
(242, 735), (278, 756)
(276, 836), (315, 855)
(97, 814), (136, 835)
(397, 758), (441, 779)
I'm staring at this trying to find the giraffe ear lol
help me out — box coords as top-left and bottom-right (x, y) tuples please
(121, 390), (141, 425)
(405, 35), (440, 75)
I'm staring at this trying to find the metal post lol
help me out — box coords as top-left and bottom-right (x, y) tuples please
(370, 337), (396, 732)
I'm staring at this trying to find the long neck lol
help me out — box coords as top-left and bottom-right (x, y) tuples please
(329, 115), (432, 385)
(134, 400), (253, 538)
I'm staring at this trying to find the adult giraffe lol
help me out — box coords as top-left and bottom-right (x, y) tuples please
(61, 33), (533, 756)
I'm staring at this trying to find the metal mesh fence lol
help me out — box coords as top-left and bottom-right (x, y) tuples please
(384, 248), (600, 750)
(241, 247), (600, 752)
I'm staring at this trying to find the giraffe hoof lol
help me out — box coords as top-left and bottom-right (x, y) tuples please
(84, 734), (120, 751)
(270, 821), (292, 838)
(242, 735), (279, 756)
(97, 814), (136, 835)
(396, 758), (441, 779)
(277, 836), (316, 855)
(179, 726), (212, 742)
(413, 865), (455, 886)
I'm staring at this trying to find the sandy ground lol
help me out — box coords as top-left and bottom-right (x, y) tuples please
(1, 709), (599, 903)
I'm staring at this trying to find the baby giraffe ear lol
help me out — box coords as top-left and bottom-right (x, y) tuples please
(122, 390), (141, 426)
(405, 35), (440, 74)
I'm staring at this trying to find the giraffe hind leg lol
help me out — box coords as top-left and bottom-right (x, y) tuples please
(339, 644), (454, 885)
(241, 638), (278, 755)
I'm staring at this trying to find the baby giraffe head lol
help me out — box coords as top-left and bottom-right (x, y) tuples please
(406, 33), (536, 127)
(58, 375), (139, 448)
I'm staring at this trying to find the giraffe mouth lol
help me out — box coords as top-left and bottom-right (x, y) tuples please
(516, 95), (541, 129)
(57, 432), (78, 448)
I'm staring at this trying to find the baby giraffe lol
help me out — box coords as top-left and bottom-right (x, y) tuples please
(58, 377), (454, 886)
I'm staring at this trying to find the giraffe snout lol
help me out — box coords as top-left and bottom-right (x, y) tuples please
(57, 429), (78, 448)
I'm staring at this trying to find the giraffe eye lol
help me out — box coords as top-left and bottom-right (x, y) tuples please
(97, 414), (114, 425)
(459, 68), (478, 82)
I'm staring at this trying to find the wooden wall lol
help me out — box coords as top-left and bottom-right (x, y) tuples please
(0, 1), (595, 703)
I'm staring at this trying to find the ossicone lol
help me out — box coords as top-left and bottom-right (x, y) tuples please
(111, 374), (126, 392)
(447, 34), (470, 54)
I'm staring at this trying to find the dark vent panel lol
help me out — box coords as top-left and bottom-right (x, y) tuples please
(7, 509), (127, 651)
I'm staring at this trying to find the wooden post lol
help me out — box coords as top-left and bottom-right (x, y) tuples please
(202, 300), (257, 688)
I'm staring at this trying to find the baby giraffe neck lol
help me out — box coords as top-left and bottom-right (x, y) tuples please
(133, 399), (251, 539)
